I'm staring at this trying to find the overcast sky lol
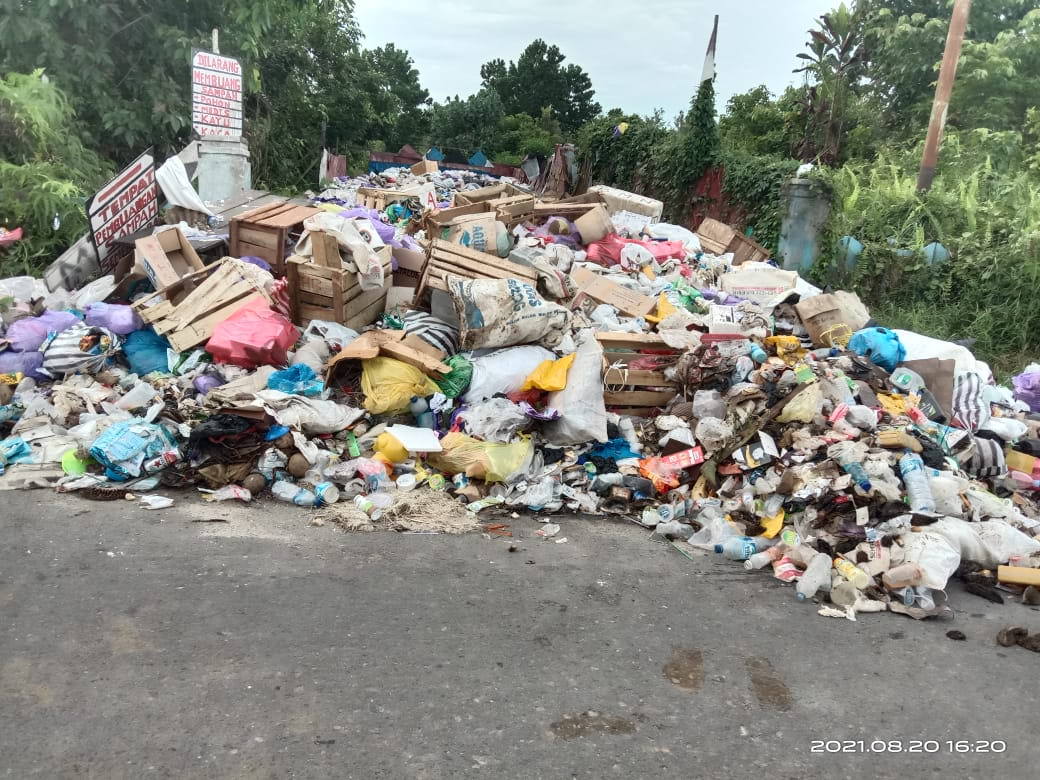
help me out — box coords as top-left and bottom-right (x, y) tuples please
(355, 0), (835, 120)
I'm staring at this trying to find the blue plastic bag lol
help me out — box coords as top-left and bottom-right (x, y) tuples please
(123, 329), (171, 376)
(847, 327), (906, 372)
(267, 364), (323, 397)
(89, 420), (178, 481)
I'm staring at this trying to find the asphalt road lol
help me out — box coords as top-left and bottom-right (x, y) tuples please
(1, 490), (1037, 778)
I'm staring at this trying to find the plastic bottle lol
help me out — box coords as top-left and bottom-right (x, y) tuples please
(744, 545), (787, 570)
(715, 535), (773, 561)
(272, 480), (317, 507)
(796, 553), (833, 601)
(882, 562), (924, 589)
(409, 395), (435, 429)
(747, 343), (767, 364)
(913, 586), (935, 610)
(899, 451), (936, 512)
(835, 450), (872, 492)
(833, 557), (872, 590)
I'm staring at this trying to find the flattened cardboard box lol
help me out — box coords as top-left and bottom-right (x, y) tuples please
(134, 227), (205, 291)
(569, 266), (655, 318)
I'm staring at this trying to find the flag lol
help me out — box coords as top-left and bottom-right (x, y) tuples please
(701, 14), (719, 83)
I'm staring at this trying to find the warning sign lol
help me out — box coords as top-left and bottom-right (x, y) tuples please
(85, 149), (159, 270)
(191, 50), (243, 139)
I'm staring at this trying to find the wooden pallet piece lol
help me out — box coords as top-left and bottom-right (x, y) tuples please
(597, 332), (680, 414)
(414, 239), (538, 303)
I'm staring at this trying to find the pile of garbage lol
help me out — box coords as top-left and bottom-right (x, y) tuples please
(3, 172), (1040, 626)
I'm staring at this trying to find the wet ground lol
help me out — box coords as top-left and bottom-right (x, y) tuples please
(1, 491), (1037, 778)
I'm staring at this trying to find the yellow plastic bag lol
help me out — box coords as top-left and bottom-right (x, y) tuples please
(360, 357), (440, 415)
(520, 353), (576, 392)
(426, 433), (533, 482)
(776, 382), (822, 423)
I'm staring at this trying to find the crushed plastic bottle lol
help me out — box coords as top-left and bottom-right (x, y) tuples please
(899, 451), (936, 513)
(273, 480), (318, 507)
(796, 553), (832, 601)
(744, 545), (786, 570)
(715, 535), (773, 561)
(834, 557), (872, 589)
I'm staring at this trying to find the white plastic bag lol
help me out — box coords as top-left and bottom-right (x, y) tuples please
(543, 337), (608, 445)
(463, 398), (529, 443)
(928, 471), (968, 516)
(899, 531), (961, 590)
(464, 346), (555, 403)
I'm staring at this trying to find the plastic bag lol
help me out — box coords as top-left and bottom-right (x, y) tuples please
(464, 346), (555, 403)
(543, 337), (608, 445)
(359, 357), (440, 415)
(847, 327), (906, 372)
(123, 329), (171, 376)
(776, 382), (822, 423)
(930, 517), (1040, 568)
(1012, 365), (1040, 412)
(434, 354), (473, 399)
(692, 389), (726, 420)
(426, 432), (533, 483)
(88, 420), (178, 481)
(206, 297), (298, 369)
(6, 310), (80, 352)
(256, 390), (365, 434)
(303, 320), (359, 350)
(267, 364), (323, 396)
(0, 350), (46, 380)
(85, 302), (143, 335)
(521, 353), (576, 392)
(585, 234), (686, 266)
(447, 276), (571, 350)
(463, 398), (529, 442)
(899, 531), (960, 590)
(41, 324), (120, 378)
(928, 471), (968, 516)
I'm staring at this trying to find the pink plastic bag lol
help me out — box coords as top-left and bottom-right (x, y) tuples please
(205, 297), (298, 368)
(585, 234), (686, 266)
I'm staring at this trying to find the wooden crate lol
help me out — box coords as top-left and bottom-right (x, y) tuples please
(286, 246), (393, 328)
(413, 239), (538, 304)
(597, 332), (681, 416)
(132, 259), (272, 352)
(695, 217), (770, 265)
(453, 181), (528, 206)
(229, 199), (321, 276)
(492, 194), (538, 229)
(356, 186), (411, 211)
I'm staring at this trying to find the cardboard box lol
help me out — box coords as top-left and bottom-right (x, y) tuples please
(392, 247), (427, 288)
(587, 185), (663, 222)
(410, 159), (438, 175)
(569, 266), (656, 318)
(573, 204), (614, 243)
(795, 291), (870, 347)
(134, 228), (205, 291)
(719, 266), (798, 306)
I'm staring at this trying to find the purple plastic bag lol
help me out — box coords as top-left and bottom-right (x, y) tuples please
(1013, 370), (1040, 412)
(5, 310), (80, 352)
(0, 350), (46, 380)
(240, 255), (272, 272)
(85, 302), (143, 335)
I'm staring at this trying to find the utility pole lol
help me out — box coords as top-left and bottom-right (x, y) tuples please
(916, 0), (971, 191)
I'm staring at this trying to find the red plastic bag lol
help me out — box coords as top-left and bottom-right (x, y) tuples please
(585, 234), (686, 266)
(206, 297), (298, 368)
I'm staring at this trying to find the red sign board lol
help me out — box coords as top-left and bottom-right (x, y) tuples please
(85, 148), (159, 270)
(191, 50), (243, 138)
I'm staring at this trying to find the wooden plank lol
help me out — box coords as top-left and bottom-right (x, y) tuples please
(311, 232), (340, 267)
(431, 239), (537, 280)
(236, 240), (277, 264)
(610, 407), (658, 418)
(596, 332), (669, 348)
(432, 257), (519, 282)
(231, 200), (288, 225)
(603, 390), (676, 406)
(344, 294), (387, 331)
(602, 367), (674, 386)
(380, 340), (451, 376)
(237, 226), (280, 250)
(297, 302), (337, 323)
(261, 205), (320, 228)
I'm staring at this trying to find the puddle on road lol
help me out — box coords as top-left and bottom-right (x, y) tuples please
(745, 656), (792, 711)
(662, 647), (704, 691)
(550, 711), (636, 740)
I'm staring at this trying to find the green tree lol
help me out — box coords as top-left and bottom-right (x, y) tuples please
(429, 89), (505, 153)
(363, 43), (431, 149)
(479, 40), (600, 132)
(0, 71), (110, 273)
(719, 85), (799, 157)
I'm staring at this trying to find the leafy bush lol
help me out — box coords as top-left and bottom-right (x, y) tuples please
(0, 71), (110, 275)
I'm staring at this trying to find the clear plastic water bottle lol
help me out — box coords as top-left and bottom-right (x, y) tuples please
(409, 395), (435, 429)
(744, 545), (786, 570)
(899, 451), (936, 513)
(272, 480), (317, 507)
(833, 557), (872, 590)
(836, 452), (872, 492)
(796, 553), (832, 601)
(715, 536), (772, 561)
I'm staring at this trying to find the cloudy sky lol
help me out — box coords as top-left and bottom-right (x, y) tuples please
(355, 0), (835, 120)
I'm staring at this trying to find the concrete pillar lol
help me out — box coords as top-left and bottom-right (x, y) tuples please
(196, 139), (251, 203)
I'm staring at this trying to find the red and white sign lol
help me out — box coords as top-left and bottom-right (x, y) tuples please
(191, 50), (243, 138)
(85, 148), (159, 269)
